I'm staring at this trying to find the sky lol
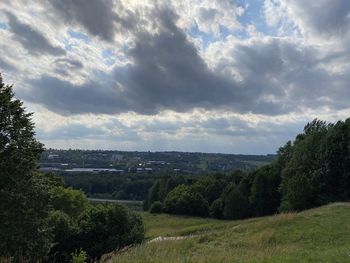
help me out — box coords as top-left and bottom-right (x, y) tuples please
(0, 0), (350, 154)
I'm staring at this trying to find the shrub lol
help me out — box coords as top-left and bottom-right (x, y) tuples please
(47, 210), (78, 262)
(76, 204), (144, 259)
(149, 201), (163, 214)
(163, 185), (209, 217)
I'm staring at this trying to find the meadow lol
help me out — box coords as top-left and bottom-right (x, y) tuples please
(108, 202), (350, 263)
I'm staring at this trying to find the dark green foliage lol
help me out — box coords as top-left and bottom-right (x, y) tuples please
(165, 175), (187, 195)
(112, 179), (154, 200)
(192, 175), (226, 204)
(0, 75), (49, 260)
(48, 203), (144, 261)
(210, 198), (224, 219)
(280, 120), (330, 211)
(47, 210), (78, 262)
(222, 184), (250, 219)
(149, 201), (163, 214)
(50, 186), (89, 220)
(164, 185), (209, 216)
(76, 204), (144, 259)
(63, 173), (155, 201)
(280, 118), (350, 211)
(322, 119), (350, 199)
(143, 176), (186, 210)
(249, 164), (281, 216)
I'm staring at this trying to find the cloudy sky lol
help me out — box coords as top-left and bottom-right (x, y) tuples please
(0, 0), (349, 154)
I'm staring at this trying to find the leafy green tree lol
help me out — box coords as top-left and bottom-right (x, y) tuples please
(322, 119), (350, 200)
(143, 178), (166, 210)
(163, 185), (209, 216)
(50, 186), (89, 220)
(0, 74), (50, 259)
(280, 119), (330, 211)
(192, 175), (226, 204)
(76, 203), (144, 259)
(249, 164), (281, 216)
(222, 184), (250, 219)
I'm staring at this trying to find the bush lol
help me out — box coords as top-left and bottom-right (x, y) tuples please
(149, 201), (163, 214)
(47, 210), (78, 262)
(76, 203), (144, 259)
(163, 185), (209, 217)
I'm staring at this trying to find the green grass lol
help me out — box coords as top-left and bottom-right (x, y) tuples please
(109, 203), (350, 263)
(140, 212), (230, 239)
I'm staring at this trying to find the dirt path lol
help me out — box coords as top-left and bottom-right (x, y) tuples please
(148, 235), (197, 243)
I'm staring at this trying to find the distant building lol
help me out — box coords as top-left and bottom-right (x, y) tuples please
(64, 168), (124, 173)
(111, 154), (123, 162)
(48, 154), (59, 160)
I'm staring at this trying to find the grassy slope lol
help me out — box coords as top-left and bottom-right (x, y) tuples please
(111, 203), (350, 263)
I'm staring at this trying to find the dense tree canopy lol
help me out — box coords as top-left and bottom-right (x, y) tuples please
(0, 74), (49, 260)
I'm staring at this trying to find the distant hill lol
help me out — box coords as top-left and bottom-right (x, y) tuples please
(39, 149), (276, 174)
(106, 202), (350, 263)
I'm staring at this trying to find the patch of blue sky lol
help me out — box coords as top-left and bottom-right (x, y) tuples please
(68, 30), (91, 43)
(219, 25), (238, 39)
(62, 37), (73, 51)
(236, 0), (279, 37)
(101, 49), (116, 66)
(0, 22), (8, 30)
(190, 24), (215, 48)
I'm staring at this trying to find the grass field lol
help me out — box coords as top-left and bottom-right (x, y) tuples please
(108, 202), (350, 263)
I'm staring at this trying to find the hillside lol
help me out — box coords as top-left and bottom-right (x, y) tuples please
(107, 203), (350, 263)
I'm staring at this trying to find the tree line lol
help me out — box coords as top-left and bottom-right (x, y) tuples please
(144, 118), (350, 219)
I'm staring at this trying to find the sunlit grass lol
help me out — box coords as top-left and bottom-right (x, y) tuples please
(109, 203), (350, 263)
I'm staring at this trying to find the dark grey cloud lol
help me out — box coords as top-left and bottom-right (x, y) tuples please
(289, 1), (350, 38)
(25, 75), (127, 115)
(47, 0), (138, 42)
(116, 7), (241, 114)
(53, 58), (83, 76)
(5, 12), (66, 56)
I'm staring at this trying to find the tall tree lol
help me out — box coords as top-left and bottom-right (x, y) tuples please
(0, 74), (49, 259)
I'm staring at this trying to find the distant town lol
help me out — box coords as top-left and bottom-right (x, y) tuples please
(39, 149), (276, 175)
